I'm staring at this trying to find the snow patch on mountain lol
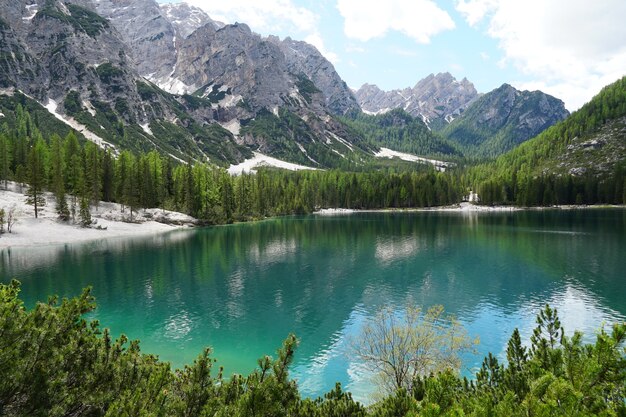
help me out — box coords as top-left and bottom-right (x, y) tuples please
(374, 147), (453, 171)
(44, 99), (117, 152)
(227, 152), (318, 175)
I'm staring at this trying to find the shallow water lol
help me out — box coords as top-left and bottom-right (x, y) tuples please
(1, 209), (625, 401)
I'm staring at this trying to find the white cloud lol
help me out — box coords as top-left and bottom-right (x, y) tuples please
(455, 0), (626, 110)
(185, 0), (318, 34)
(337, 0), (455, 43)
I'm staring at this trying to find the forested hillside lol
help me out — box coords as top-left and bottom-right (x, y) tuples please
(341, 109), (463, 160)
(0, 103), (463, 228)
(441, 84), (569, 158)
(470, 77), (626, 205)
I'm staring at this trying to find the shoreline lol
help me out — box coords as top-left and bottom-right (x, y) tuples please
(0, 183), (197, 249)
(313, 202), (626, 215)
(3, 181), (624, 248)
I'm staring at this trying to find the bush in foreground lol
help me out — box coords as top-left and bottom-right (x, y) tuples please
(0, 280), (624, 416)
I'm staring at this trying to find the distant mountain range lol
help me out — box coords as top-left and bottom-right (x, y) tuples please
(355, 72), (479, 130)
(0, 0), (579, 167)
(355, 73), (569, 158)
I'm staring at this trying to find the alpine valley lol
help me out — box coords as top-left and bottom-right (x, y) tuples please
(1, 0), (579, 170)
(1, 1), (626, 415)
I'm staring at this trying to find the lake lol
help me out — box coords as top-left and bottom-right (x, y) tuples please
(1, 209), (625, 401)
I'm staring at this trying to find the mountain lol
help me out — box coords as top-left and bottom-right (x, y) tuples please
(83, 0), (368, 167)
(442, 83), (570, 158)
(160, 2), (223, 38)
(354, 72), (479, 130)
(269, 36), (360, 115)
(0, 0), (374, 169)
(473, 76), (626, 205)
(0, 0), (251, 163)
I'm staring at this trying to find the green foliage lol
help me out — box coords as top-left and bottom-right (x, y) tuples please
(470, 76), (626, 206)
(441, 84), (568, 158)
(0, 283), (625, 416)
(241, 108), (346, 168)
(25, 139), (47, 218)
(136, 80), (159, 101)
(341, 109), (463, 160)
(182, 94), (212, 110)
(295, 74), (321, 104)
(96, 63), (124, 84)
(79, 197), (91, 227)
(36, 2), (109, 38)
(63, 90), (82, 115)
(66, 4), (110, 38)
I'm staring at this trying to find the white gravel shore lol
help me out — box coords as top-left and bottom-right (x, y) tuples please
(0, 182), (197, 248)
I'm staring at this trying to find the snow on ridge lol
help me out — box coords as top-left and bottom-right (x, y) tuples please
(212, 93), (242, 110)
(296, 143), (319, 165)
(227, 152), (318, 176)
(140, 123), (153, 136)
(148, 75), (195, 95)
(82, 100), (96, 117)
(44, 99), (117, 153)
(362, 107), (391, 116)
(374, 147), (452, 172)
(23, 4), (38, 21)
(326, 131), (353, 151)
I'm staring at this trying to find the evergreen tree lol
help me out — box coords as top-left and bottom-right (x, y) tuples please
(25, 140), (47, 218)
(102, 149), (115, 202)
(79, 198), (92, 227)
(0, 133), (11, 189)
(84, 142), (102, 208)
(56, 192), (71, 222)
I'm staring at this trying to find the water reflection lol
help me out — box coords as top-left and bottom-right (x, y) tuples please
(1, 210), (625, 403)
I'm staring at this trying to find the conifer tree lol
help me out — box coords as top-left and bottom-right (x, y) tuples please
(102, 149), (114, 202)
(0, 133), (11, 190)
(84, 142), (102, 208)
(25, 140), (47, 218)
(79, 197), (91, 227)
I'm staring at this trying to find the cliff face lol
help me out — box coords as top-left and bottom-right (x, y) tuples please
(271, 37), (360, 115)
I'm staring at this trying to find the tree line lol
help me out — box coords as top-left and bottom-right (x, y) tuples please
(1, 281), (624, 416)
(0, 105), (464, 225)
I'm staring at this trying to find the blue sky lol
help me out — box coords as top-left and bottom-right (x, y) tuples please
(158, 0), (626, 111)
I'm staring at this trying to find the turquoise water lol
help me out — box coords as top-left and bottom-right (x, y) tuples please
(1, 210), (625, 401)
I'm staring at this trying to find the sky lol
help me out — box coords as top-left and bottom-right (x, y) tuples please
(158, 0), (626, 111)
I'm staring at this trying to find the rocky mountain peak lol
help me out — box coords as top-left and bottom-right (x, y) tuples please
(271, 36), (359, 115)
(160, 2), (221, 39)
(90, 0), (177, 81)
(355, 72), (479, 129)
